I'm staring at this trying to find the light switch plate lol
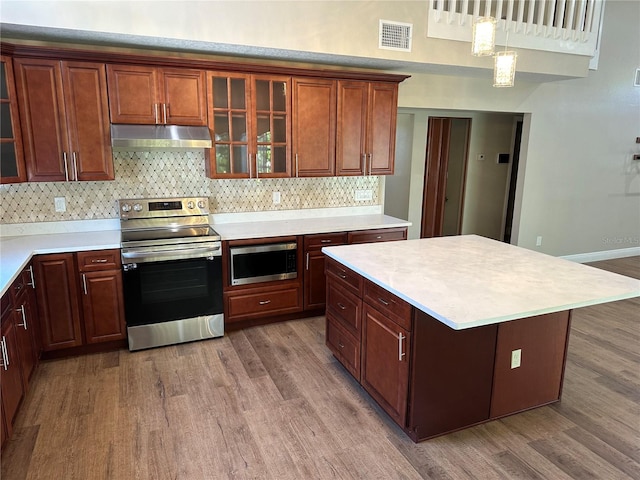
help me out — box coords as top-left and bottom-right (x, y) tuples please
(355, 189), (373, 201)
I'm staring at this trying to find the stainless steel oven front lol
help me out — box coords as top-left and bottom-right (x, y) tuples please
(119, 197), (224, 351)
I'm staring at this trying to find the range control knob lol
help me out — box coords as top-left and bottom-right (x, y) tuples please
(133, 203), (143, 212)
(187, 200), (195, 209)
(197, 200), (206, 209)
(121, 203), (132, 213)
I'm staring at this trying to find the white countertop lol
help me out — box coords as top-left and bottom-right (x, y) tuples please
(213, 214), (410, 240)
(322, 235), (640, 330)
(0, 212), (410, 296)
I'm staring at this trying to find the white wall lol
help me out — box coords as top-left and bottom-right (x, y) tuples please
(1, 0), (638, 257)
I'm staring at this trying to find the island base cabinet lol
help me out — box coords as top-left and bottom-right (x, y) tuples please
(490, 311), (571, 418)
(361, 303), (411, 427)
(407, 311), (497, 441)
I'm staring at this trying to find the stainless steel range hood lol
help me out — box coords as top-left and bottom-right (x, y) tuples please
(111, 124), (212, 151)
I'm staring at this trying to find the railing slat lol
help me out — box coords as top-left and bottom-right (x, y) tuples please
(536, 0), (547, 35)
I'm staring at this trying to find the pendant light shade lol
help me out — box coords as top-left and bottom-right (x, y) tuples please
(471, 17), (496, 56)
(493, 51), (517, 87)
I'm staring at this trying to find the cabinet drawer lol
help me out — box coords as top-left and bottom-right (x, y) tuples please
(348, 227), (407, 244)
(365, 279), (412, 331)
(10, 272), (27, 300)
(304, 232), (347, 250)
(225, 285), (301, 321)
(325, 258), (362, 296)
(326, 282), (362, 337)
(326, 315), (360, 380)
(77, 250), (121, 272)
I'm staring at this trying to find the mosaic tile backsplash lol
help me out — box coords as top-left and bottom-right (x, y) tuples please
(0, 151), (381, 224)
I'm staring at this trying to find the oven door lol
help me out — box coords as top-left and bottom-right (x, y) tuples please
(122, 256), (223, 350)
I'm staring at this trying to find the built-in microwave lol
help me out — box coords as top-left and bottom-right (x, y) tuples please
(229, 241), (297, 286)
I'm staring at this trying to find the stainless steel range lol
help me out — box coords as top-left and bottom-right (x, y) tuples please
(118, 197), (223, 351)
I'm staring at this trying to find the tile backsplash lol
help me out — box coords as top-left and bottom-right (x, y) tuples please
(0, 151), (381, 224)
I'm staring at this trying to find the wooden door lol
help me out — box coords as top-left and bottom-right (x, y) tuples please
(62, 61), (114, 181)
(367, 82), (397, 175)
(0, 55), (26, 184)
(80, 270), (127, 344)
(14, 58), (69, 182)
(336, 80), (367, 176)
(1, 314), (25, 432)
(162, 68), (207, 126)
(361, 303), (410, 426)
(421, 117), (451, 237)
(33, 254), (83, 351)
(106, 64), (159, 124)
(292, 78), (336, 176)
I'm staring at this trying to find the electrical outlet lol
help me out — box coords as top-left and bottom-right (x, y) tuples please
(355, 189), (373, 201)
(272, 191), (281, 205)
(54, 197), (66, 213)
(511, 349), (522, 369)
(536, 236), (543, 247)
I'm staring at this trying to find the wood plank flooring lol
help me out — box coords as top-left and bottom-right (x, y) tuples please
(2, 256), (639, 479)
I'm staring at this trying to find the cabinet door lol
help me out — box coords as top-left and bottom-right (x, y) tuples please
(13, 295), (38, 388)
(0, 55), (26, 184)
(361, 303), (410, 426)
(61, 61), (114, 181)
(207, 72), (251, 178)
(106, 64), (159, 124)
(1, 315), (25, 433)
(14, 58), (69, 182)
(292, 78), (336, 177)
(33, 254), (83, 351)
(367, 82), (397, 175)
(304, 250), (329, 310)
(252, 75), (291, 177)
(162, 68), (207, 126)
(336, 81), (368, 176)
(80, 270), (127, 344)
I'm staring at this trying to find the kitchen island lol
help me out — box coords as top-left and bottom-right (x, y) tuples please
(322, 235), (640, 441)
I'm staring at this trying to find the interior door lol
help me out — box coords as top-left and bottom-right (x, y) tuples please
(420, 117), (451, 238)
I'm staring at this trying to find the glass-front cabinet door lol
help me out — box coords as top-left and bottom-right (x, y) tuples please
(0, 55), (26, 184)
(206, 72), (290, 178)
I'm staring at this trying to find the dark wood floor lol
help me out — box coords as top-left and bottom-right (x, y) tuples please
(2, 256), (639, 479)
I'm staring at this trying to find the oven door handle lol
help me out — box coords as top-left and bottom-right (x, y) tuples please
(122, 245), (221, 263)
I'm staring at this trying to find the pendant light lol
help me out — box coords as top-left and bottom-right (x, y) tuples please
(471, 17), (496, 56)
(493, 31), (517, 87)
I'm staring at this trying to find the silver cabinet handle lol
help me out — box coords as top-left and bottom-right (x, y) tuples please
(154, 103), (159, 124)
(163, 103), (168, 124)
(28, 265), (35, 288)
(1, 336), (8, 370)
(63, 152), (69, 181)
(368, 153), (373, 175)
(338, 272), (347, 279)
(337, 302), (346, 310)
(82, 273), (88, 295)
(398, 333), (406, 361)
(91, 259), (108, 263)
(72, 151), (79, 181)
(320, 239), (332, 244)
(306, 252), (310, 270)
(361, 153), (366, 174)
(376, 235), (382, 240)
(378, 297), (390, 306)
(17, 305), (27, 329)
(258, 300), (271, 305)
(295, 153), (299, 177)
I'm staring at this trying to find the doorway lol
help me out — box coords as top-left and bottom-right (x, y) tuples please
(420, 113), (522, 241)
(420, 117), (471, 238)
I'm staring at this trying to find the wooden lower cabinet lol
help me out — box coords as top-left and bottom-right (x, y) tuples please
(347, 227), (407, 245)
(325, 257), (573, 442)
(1, 308), (25, 442)
(303, 232), (347, 311)
(33, 250), (126, 352)
(224, 283), (302, 324)
(361, 303), (411, 426)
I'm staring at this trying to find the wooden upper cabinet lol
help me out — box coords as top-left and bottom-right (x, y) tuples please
(0, 55), (26, 184)
(107, 64), (207, 126)
(292, 78), (336, 177)
(206, 72), (291, 178)
(13, 58), (113, 182)
(336, 81), (398, 176)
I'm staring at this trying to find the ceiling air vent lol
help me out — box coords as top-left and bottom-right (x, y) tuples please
(379, 20), (413, 52)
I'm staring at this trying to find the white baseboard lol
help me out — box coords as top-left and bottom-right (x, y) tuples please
(561, 246), (640, 264)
